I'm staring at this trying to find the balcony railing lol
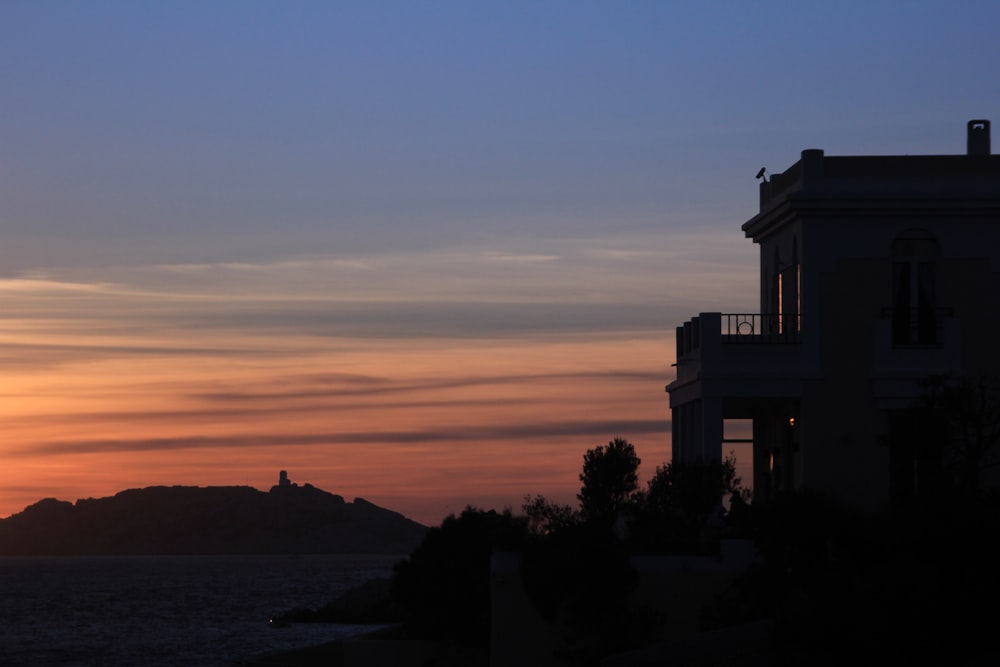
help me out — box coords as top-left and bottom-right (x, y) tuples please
(881, 306), (953, 347)
(675, 312), (801, 359)
(722, 313), (800, 344)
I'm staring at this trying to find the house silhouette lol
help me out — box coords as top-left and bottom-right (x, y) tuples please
(666, 120), (1000, 510)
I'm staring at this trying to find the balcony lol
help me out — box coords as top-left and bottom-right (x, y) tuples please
(880, 306), (954, 348)
(676, 313), (800, 357)
(720, 313), (800, 344)
(669, 312), (810, 402)
(871, 307), (961, 407)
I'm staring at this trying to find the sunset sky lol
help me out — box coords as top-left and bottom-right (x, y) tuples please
(3, 2), (1000, 525)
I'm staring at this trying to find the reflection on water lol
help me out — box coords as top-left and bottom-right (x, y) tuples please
(0, 554), (400, 666)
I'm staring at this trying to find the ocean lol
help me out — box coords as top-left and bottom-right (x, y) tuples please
(0, 554), (401, 666)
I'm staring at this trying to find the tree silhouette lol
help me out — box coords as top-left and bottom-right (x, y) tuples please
(521, 494), (579, 536)
(916, 374), (1000, 499)
(644, 453), (747, 520)
(577, 437), (640, 523)
(628, 453), (749, 552)
(390, 506), (528, 645)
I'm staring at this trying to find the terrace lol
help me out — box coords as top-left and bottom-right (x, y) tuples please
(671, 312), (802, 385)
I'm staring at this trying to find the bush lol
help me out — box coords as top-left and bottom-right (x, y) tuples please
(390, 507), (528, 645)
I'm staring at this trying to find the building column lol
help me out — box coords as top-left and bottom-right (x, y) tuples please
(699, 397), (724, 463)
(671, 403), (683, 461)
(672, 398), (724, 464)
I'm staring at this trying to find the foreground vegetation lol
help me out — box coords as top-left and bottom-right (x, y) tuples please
(390, 438), (752, 663)
(388, 435), (1000, 665)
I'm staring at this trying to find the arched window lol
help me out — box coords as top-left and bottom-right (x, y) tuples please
(891, 230), (940, 345)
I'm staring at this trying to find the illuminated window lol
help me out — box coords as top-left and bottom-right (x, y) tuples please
(775, 238), (800, 335)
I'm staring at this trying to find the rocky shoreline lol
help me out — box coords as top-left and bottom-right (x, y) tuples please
(267, 577), (398, 627)
(244, 577), (402, 666)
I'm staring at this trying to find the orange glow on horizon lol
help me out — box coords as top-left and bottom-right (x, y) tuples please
(1, 236), (755, 526)
(1, 331), (673, 526)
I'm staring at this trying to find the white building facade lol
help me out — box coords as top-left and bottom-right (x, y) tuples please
(666, 120), (1000, 510)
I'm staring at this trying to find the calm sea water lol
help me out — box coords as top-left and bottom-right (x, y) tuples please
(0, 554), (401, 666)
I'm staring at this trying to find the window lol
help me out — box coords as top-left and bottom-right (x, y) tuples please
(891, 230), (940, 345)
(775, 238), (800, 335)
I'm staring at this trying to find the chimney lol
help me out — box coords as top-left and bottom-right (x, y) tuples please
(967, 119), (990, 156)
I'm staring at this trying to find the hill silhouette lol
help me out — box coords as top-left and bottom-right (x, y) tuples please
(0, 482), (427, 555)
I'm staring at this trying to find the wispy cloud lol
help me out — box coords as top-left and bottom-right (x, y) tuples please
(0, 276), (125, 295)
(15, 419), (670, 457)
(484, 252), (561, 263)
(188, 369), (667, 402)
(0, 232), (740, 520)
(2, 231), (754, 345)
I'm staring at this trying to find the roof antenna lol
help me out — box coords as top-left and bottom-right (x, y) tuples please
(755, 167), (768, 183)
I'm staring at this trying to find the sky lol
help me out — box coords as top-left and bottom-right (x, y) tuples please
(3, 2), (1000, 525)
